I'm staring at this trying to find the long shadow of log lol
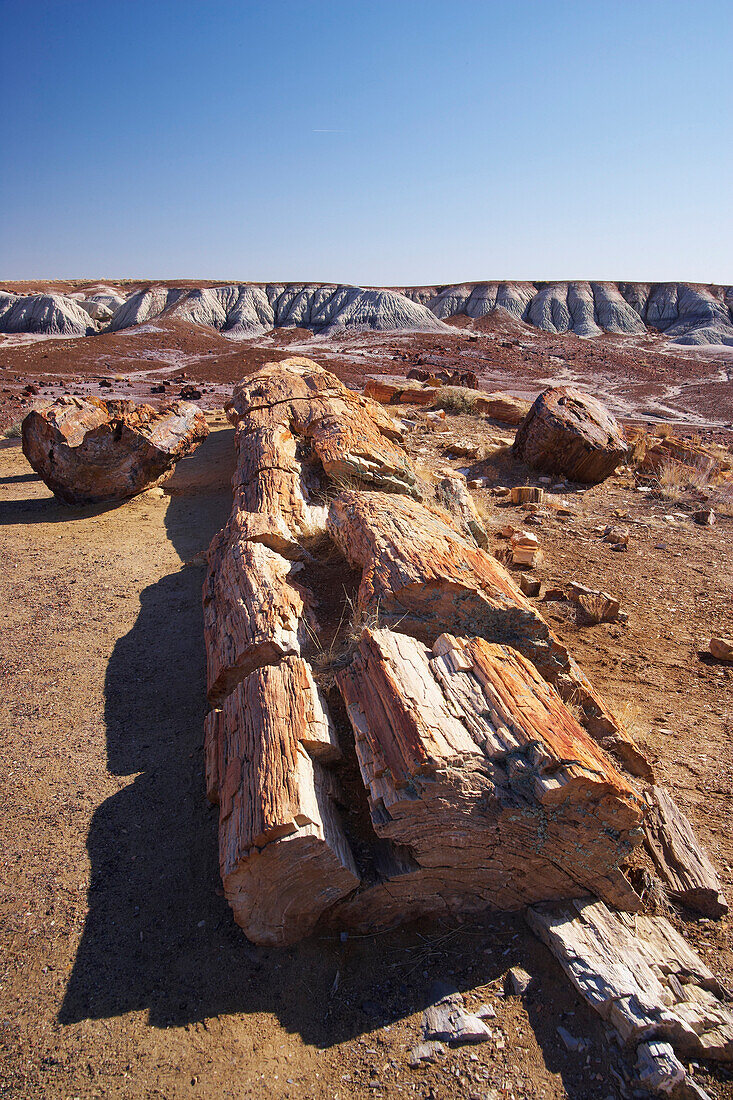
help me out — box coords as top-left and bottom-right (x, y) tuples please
(57, 428), (613, 1092)
(57, 428), (354, 1041)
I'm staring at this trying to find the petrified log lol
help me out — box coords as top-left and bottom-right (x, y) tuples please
(202, 358), (726, 956)
(364, 376), (437, 406)
(365, 376), (528, 424)
(527, 898), (733, 1060)
(202, 522), (311, 703)
(513, 387), (628, 484)
(228, 358), (415, 499)
(21, 395), (208, 504)
(641, 787), (728, 917)
(474, 392), (530, 425)
(326, 486), (637, 769)
(336, 629), (643, 922)
(204, 658), (358, 945)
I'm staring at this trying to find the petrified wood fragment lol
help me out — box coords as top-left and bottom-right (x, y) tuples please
(204, 658), (357, 945)
(326, 487), (647, 776)
(513, 387), (628, 484)
(527, 899), (733, 1060)
(641, 786), (728, 917)
(203, 522), (311, 703)
(473, 391), (530, 424)
(22, 395), (208, 504)
(228, 358), (416, 499)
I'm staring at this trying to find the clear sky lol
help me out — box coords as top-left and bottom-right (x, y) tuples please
(1, 0), (731, 284)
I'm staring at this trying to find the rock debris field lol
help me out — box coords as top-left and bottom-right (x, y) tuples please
(1, 300), (732, 1100)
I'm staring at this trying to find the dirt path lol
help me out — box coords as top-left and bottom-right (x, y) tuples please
(1, 419), (732, 1099)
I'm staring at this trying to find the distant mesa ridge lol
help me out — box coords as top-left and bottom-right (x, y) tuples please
(1, 280), (732, 346)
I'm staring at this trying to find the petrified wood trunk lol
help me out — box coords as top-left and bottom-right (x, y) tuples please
(336, 629), (643, 922)
(513, 386), (628, 484)
(204, 658), (358, 945)
(326, 487), (650, 778)
(21, 395), (208, 504)
(202, 358), (722, 952)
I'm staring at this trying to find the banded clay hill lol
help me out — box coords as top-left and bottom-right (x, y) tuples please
(1, 295), (732, 1100)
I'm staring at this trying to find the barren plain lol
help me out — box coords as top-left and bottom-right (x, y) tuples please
(1, 286), (732, 1100)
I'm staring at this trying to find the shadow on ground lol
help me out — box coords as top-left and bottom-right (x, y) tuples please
(58, 428), (612, 1096)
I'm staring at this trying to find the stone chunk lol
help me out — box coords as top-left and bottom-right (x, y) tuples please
(510, 485), (544, 504)
(568, 583), (621, 624)
(506, 966), (534, 995)
(22, 395), (208, 504)
(642, 786), (728, 917)
(710, 637), (733, 663)
(527, 898), (733, 1060)
(513, 387), (628, 484)
(519, 574), (541, 597)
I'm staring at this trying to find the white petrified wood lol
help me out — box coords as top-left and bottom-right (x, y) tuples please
(527, 898), (733, 1061)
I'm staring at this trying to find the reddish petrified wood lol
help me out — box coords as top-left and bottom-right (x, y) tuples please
(513, 387), (628, 484)
(22, 395), (208, 504)
(201, 359), (725, 952)
(334, 629), (643, 926)
(204, 658), (358, 946)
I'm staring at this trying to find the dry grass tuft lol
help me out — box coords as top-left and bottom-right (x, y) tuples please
(1, 421), (22, 440)
(309, 596), (383, 690)
(711, 479), (733, 516)
(432, 386), (481, 415)
(655, 455), (716, 500)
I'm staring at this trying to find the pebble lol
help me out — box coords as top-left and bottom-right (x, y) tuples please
(506, 966), (534, 995)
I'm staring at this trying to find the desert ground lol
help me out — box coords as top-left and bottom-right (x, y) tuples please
(1, 311), (732, 1100)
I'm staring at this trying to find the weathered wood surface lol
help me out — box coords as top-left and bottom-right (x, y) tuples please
(204, 658), (357, 945)
(527, 899), (733, 1061)
(228, 358), (416, 498)
(202, 359), (724, 958)
(364, 376), (437, 406)
(642, 787), (728, 917)
(327, 488), (651, 777)
(22, 395), (208, 504)
(434, 468), (489, 547)
(203, 524), (311, 703)
(513, 386), (628, 484)
(474, 391), (530, 424)
(335, 629), (643, 924)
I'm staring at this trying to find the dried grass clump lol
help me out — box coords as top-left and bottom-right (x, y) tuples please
(711, 479), (733, 516)
(656, 456), (715, 500)
(309, 596), (384, 690)
(432, 386), (480, 415)
(1, 421), (22, 439)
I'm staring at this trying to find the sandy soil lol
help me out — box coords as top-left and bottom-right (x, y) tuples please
(1, 398), (732, 1099)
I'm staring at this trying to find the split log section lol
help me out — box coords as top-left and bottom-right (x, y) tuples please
(202, 360), (726, 981)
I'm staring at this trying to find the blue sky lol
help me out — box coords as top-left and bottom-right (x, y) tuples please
(1, 0), (731, 283)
